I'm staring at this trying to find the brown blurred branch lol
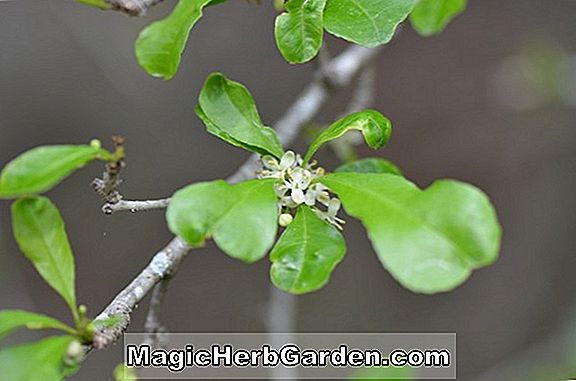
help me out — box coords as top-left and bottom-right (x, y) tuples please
(92, 45), (382, 349)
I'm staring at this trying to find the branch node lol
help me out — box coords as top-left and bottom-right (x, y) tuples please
(93, 136), (126, 208)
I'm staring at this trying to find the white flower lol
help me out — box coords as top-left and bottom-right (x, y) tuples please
(280, 151), (296, 169)
(261, 151), (297, 179)
(284, 167), (313, 205)
(314, 198), (345, 230)
(258, 150), (345, 229)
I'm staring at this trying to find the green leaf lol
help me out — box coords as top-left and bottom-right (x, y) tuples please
(167, 179), (278, 262)
(0, 336), (74, 381)
(12, 197), (77, 313)
(320, 173), (501, 294)
(323, 0), (415, 47)
(274, 0), (327, 63)
(410, 0), (466, 37)
(335, 157), (402, 175)
(196, 73), (284, 158)
(114, 363), (138, 381)
(167, 180), (230, 247)
(270, 206), (346, 294)
(135, 0), (215, 79)
(0, 145), (106, 199)
(75, 0), (111, 9)
(0, 310), (73, 340)
(92, 314), (122, 329)
(353, 365), (412, 380)
(304, 110), (391, 163)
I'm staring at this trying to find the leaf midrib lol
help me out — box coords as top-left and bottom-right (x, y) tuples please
(21, 205), (74, 307)
(286, 207), (311, 292)
(211, 180), (271, 229)
(342, 0), (380, 40)
(219, 85), (279, 154)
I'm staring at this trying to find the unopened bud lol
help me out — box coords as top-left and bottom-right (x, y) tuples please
(65, 340), (85, 365)
(261, 155), (278, 169)
(279, 213), (293, 227)
(90, 139), (102, 149)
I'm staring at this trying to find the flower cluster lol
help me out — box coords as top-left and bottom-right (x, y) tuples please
(258, 151), (345, 229)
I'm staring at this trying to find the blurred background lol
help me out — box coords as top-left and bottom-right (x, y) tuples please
(1, 0), (576, 379)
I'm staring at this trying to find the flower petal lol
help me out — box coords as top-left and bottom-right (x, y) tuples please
(292, 189), (306, 204)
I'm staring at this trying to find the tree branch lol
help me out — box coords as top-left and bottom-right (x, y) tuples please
(347, 64), (376, 114)
(92, 45), (383, 349)
(330, 63), (377, 162)
(267, 287), (298, 380)
(142, 278), (170, 346)
(102, 198), (171, 214)
(93, 236), (189, 349)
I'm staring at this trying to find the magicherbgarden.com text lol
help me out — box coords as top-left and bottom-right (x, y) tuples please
(126, 343), (451, 372)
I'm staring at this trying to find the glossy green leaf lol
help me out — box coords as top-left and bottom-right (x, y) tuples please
(167, 180), (230, 246)
(135, 0), (214, 79)
(321, 173), (501, 294)
(0, 310), (73, 340)
(275, 0), (327, 63)
(196, 73), (284, 158)
(270, 206), (346, 294)
(304, 110), (391, 163)
(335, 157), (402, 175)
(323, 0), (415, 47)
(0, 145), (107, 199)
(0, 336), (73, 381)
(167, 179), (278, 262)
(410, 0), (466, 37)
(12, 197), (77, 312)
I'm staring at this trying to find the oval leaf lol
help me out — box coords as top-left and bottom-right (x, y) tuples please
(320, 173), (501, 294)
(12, 197), (77, 312)
(196, 73), (284, 158)
(135, 0), (215, 79)
(167, 179), (278, 263)
(323, 0), (415, 47)
(0, 336), (74, 381)
(0, 145), (106, 199)
(410, 0), (467, 37)
(304, 110), (391, 163)
(335, 157), (402, 175)
(270, 205), (346, 294)
(275, 0), (327, 63)
(0, 310), (72, 340)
